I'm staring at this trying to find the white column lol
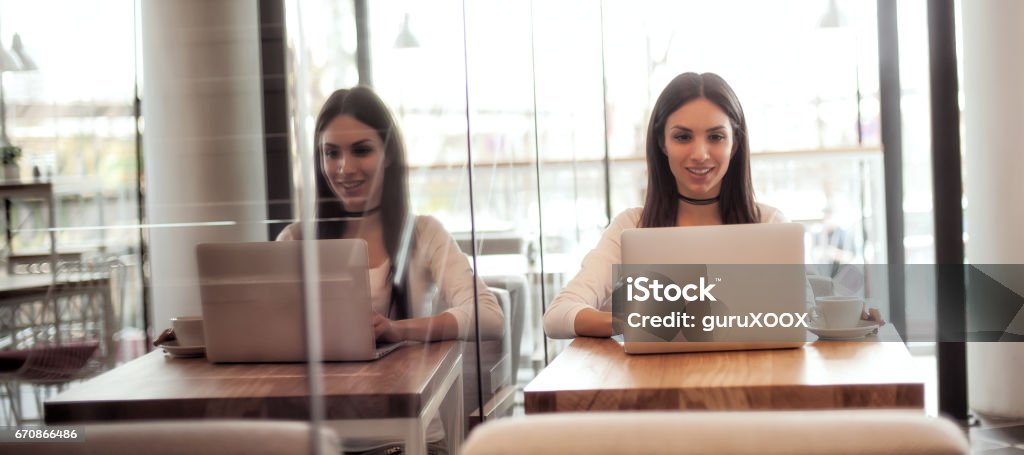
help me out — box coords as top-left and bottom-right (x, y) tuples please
(141, 0), (268, 332)
(963, 0), (1024, 418)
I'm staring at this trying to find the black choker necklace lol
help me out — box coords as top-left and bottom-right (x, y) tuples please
(339, 205), (383, 218)
(678, 193), (720, 206)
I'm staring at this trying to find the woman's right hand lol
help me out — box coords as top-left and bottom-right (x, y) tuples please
(372, 312), (405, 343)
(573, 308), (615, 338)
(863, 307), (886, 326)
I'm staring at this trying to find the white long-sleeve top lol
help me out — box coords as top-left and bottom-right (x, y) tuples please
(277, 215), (504, 341)
(543, 204), (788, 339)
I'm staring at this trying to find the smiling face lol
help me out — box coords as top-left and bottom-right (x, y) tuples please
(320, 115), (389, 212)
(662, 97), (734, 200)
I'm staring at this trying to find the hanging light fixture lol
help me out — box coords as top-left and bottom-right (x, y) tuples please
(11, 34), (37, 70)
(394, 13), (420, 49)
(0, 32), (36, 150)
(0, 39), (20, 72)
(819, 0), (847, 28)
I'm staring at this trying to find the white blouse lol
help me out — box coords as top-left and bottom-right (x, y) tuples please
(276, 215), (504, 341)
(368, 259), (393, 316)
(543, 203), (788, 339)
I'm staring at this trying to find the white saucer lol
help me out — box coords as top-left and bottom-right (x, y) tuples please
(807, 320), (879, 340)
(161, 341), (206, 358)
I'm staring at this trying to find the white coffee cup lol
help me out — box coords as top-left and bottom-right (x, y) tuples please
(814, 296), (864, 329)
(171, 316), (205, 347)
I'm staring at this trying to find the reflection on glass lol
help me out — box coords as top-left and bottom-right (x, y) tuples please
(0, 0), (145, 429)
(284, 0), (900, 444)
(281, 86), (502, 342)
(281, 86), (502, 453)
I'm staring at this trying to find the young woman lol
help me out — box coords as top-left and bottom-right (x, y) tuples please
(543, 72), (883, 338)
(277, 87), (502, 455)
(277, 86), (503, 344)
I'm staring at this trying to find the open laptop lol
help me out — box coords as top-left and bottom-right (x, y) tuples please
(196, 239), (405, 363)
(617, 222), (807, 354)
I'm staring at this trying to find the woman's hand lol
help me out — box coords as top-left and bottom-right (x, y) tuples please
(373, 312), (406, 343)
(573, 308), (615, 338)
(372, 312), (461, 342)
(862, 307), (886, 326)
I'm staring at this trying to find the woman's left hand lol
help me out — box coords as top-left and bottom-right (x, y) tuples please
(373, 312), (406, 343)
(862, 307), (886, 326)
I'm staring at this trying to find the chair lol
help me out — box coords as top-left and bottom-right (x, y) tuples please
(463, 287), (517, 431)
(454, 231), (532, 259)
(0, 341), (99, 425)
(482, 275), (527, 385)
(0, 257), (125, 424)
(1, 420), (340, 455)
(48, 257), (127, 368)
(462, 410), (969, 455)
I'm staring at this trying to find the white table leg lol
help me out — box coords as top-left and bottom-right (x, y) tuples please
(449, 370), (464, 455)
(323, 352), (464, 454)
(404, 421), (427, 455)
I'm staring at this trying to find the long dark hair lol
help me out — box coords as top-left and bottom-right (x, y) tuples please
(639, 72), (760, 228)
(313, 86), (412, 319)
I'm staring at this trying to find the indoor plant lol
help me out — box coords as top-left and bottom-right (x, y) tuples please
(2, 145), (21, 180)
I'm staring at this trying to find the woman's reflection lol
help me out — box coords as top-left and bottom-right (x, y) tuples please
(277, 86), (503, 454)
(277, 86), (504, 342)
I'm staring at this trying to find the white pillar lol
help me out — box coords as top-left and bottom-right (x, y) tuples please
(963, 0), (1024, 418)
(141, 0), (268, 332)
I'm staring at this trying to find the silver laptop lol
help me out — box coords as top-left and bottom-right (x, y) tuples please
(196, 239), (405, 363)
(618, 222), (807, 354)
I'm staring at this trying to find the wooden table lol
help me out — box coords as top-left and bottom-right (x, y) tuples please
(44, 341), (464, 455)
(524, 326), (924, 413)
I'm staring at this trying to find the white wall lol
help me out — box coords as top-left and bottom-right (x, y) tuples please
(962, 0), (1024, 418)
(141, 0), (269, 331)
